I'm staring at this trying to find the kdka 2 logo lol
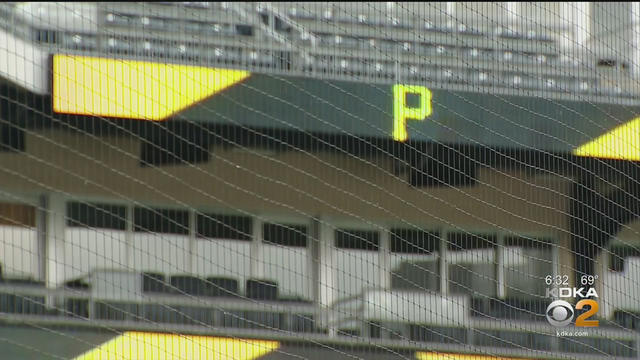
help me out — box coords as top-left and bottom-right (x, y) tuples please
(544, 275), (600, 327)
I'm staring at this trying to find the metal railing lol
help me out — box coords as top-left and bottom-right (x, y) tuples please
(1, 283), (639, 359)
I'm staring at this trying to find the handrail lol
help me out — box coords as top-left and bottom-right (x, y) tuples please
(1, 284), (639, 359)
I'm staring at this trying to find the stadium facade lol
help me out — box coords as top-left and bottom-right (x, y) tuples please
(0, 2), (639, 359)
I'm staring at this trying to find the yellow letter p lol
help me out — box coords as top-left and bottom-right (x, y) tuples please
(393, 84), (432, 142)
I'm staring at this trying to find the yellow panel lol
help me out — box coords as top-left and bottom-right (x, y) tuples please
(53, 55), (250, 121)
(573, 117), (640, 161)
(416, 352), (529, 360)
(74, 332), (279, 360)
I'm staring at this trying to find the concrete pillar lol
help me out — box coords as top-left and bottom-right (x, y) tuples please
(187, 208), (196, 274)
(633, 3), (640, 78)
(378, 227), (391, 290)
(446, 2), (455, 17)
(552, 238), (561, 294)
(36, 195), (47, 282)
(496, 232), (506, 299)
(588, 3), (634, 61)
(562, 2), (590, 48)
(125, 204), (134, 271)
(310, 217), (336, 336)
(250, 216), (264, 279)
(36, 193), (66, 289)
(309, 217), (320, 302)
(316, 218), (335, 308)
(439, 228), (449, 295)
(596, 250), (612, 319)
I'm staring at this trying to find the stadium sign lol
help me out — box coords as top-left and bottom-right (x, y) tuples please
(53, 54), (640, 160)
(392, 84), (433, 142)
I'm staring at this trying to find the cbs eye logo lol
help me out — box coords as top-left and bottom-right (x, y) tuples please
(546, 299), (599, 327)
(546, 300), (574, 326)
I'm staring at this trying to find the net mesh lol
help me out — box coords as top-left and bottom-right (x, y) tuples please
(0, 2), (639, 359)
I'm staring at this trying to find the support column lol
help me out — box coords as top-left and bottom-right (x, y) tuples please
(317, 219), (335, 308)
(36, 193), (66, 289)
(309, 218), (320, 302)
(552, 239), (560, 287)
(379, 227), (391, 289)
(439, 228), (449, 295)
(634, 3), (640, 78)
(496, 232), (506, 299)
(250, 216), (264, 279)
(125, 204), (134, 271)
(596, 250), (611, 319)
(187, 208), (196, 274)
(36, 195), (47, 282)
(564, 2), (589, 47)
(311, 217), (336, 336)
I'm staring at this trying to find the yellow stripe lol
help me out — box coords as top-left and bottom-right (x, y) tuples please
(73, 332), (279, 360)
(573, 117), (640, 161)
(53, 55), (250, 121)
(416, 352), (529, 360)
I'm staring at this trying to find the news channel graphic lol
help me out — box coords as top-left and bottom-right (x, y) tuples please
(544, 274), (600, 331)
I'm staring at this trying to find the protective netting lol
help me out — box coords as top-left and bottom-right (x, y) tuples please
(0, 2), (640, 359)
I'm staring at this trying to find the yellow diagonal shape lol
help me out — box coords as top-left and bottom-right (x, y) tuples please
(416, 351), (528, 360)
(53, 55), (250, 121)
(74, 331), (279, 360)
(573, 117), (640, 161)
